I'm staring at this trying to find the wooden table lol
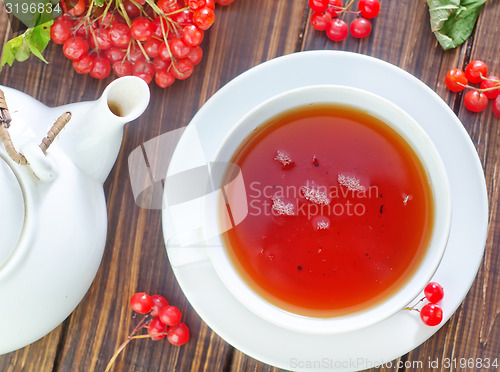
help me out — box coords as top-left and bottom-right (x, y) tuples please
(1, 0), (499, 371)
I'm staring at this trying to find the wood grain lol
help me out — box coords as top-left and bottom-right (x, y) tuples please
(0, 0), (498, 371)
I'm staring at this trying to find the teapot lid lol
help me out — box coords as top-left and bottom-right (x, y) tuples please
(0, 155), (25, 267)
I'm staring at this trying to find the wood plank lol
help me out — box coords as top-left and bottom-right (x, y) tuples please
(0, 1), (307, 371)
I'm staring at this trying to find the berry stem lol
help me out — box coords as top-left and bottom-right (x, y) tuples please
(116, 0), (133, 27)
(84, 0), (95, 20)
(130, 314), (150, 335)
(458, 82), (500, 92)
(104, 314), (154, 372)
(134, 39), (151, 62)
(340, 0), (357, 17)
(403, 296), (425, 311)
(480, 75), (499, 83)
(104, 337), (133, 372)
(99, 0), (115, 25)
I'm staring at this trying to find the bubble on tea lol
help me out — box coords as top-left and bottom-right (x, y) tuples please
(337, 174), (366, 192)
(402, 193), (413, 205)
(312, 215), (331, 231)
(271, 196), (295, 216)
(300, 185), (331, 205)
(274, 150), (295, 170)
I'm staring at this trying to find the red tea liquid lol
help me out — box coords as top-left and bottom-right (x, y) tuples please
(222, 104), (433, 317)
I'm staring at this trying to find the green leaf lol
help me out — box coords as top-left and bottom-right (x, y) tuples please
(1, 36), (19, 67)
(427, 0), (487, 50)
(26, 21), (53, 63)
(0, 21), (52, 69)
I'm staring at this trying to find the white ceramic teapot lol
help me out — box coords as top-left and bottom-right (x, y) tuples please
(0, 76), (150, 355)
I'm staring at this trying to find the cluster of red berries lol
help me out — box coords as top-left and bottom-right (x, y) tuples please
(105, 292), (189, 371)
(405, 282), (444, 326)
(50, 0), (235, 87)
(309, 0), (380, 41)
(129, 292), (189, 344)
(445, 60), (500, 117)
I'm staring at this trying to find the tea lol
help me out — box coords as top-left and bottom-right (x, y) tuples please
(221, 104), (434, 317)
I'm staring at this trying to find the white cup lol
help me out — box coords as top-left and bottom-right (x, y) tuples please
(205, 85), (451, 334)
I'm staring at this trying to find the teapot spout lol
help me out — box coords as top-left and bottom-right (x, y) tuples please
(58, 76), (150, 183)
(104, 76), (150, 124)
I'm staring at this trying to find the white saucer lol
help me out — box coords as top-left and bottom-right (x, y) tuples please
(162, 51), (488, 371)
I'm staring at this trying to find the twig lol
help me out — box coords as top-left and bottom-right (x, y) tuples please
(40, 112), (72, 154)
(0, 88), (28, 165)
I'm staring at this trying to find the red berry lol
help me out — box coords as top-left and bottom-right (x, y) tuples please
(104, 47), (127, 64)
(152, 16), (169, 38)
(445, 68), (468, 92)
(326, 0), (342, 17)
(64, 0), (86, 16)
(155, 69), (176, 88)
(98, 12), (116, 27)
(133, 71), (153, 84)
(130, 292), (153, 314)
(193, 7), (215, 30)
(143, 38), (162, 59)
(152, 56), (169, 71)
(72, 54), (94, 74)
(130, 18), (154, 42)
(63, 36), (89, 60)
(127, 45), (145, 63)
(326, 19), (348, 41)
(205, 0), (216, 9)
(309, 0), (329, 13)
(167, 322), (189, 346)
(172, 9), (194, 25)
(310, 12), (332, 32)
(157, 0), (179, 13)
(123, 0), (141, 18)
(172, 58), (194, 80)
(182, 24), (204, 47)
(150, 295), (169, 317)
(50, 20), (72, 44)
(424, 282), (444, 303)
(169, 38), (192, 59)
(480, 76), (500, 99)
(420, 303), (443, 326)
(465, 60), (488, 84)
(358, 0), (380, 19)
(159, 42), (173, 62)
(134, 60), (156, 76)
(464, 90), (488, 112)
(188, 0), (206, 10)
(350, 18), (372, 38)
(56, 14), (74, 26)
(90, 57), (111, 79)
(159, 305), (182, 326)
(113, 60), (133, 77)
(186, 45), (203, 65)
(89, 28), (112, 50)
(148, 317), (167, 340)
(109, 23), (131, 48)
(493, 96), (500, 118)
